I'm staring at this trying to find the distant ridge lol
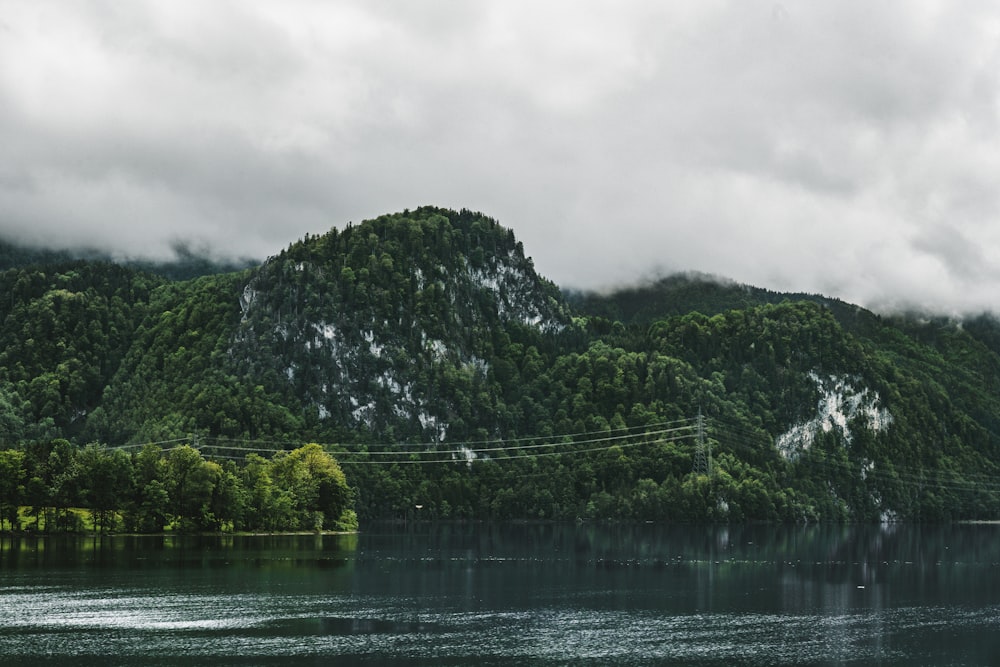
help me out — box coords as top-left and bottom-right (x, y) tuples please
(0, 236), (258, 280)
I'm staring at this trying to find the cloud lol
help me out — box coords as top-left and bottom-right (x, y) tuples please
(1, 1), (1000, 313)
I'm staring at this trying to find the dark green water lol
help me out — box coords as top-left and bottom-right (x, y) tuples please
(2, 523), (1000, 665)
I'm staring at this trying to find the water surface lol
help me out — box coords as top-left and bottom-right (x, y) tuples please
(2, 523), (1000, 665)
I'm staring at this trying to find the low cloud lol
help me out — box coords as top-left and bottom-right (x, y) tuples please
(2, 1), (1000, 314)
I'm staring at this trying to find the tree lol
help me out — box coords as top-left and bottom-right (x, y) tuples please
(0, 449), (25, 531)
(122, 444), (169, 533)
(210, 464), (245, 531)
(76, 444), (132, 533)
(164, 445), (220, 531)
(47, 440), (82, 532)
(268, 444), (354, 531)
(137, 480), (170, 533)
(240, 453), (280, 531)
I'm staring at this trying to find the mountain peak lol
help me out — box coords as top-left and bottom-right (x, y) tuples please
(232, 208), (572, 438)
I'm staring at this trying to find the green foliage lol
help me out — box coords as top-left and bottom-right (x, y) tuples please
(0, 449), (25, 531)
(266, 444), (354, 531)
(0, 262), (160, 437)
(3, 209), (1000, 524)
(0, 440), (355, 534)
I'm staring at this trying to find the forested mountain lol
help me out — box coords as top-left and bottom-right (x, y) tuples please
(3, 206), (1000, 529)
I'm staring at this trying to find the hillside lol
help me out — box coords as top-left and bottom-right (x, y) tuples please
(3, 207), (1000, 525)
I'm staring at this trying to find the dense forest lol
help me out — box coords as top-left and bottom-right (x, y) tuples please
(2, 206), (1000, 531)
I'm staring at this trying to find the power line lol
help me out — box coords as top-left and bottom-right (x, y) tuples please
(106, 413), (1000, 500)
(193, 415), (698, 451)
(709, 417), (1000, 496)
(111, 436), (191, 451)
(338, 430), (701, 466)
(110, 417), (700, 461)
(183, 423), (699, 466)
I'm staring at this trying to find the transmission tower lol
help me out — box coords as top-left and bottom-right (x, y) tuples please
(692, 409), (711, 476)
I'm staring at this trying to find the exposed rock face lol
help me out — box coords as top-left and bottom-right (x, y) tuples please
(777, 371), (893, 459)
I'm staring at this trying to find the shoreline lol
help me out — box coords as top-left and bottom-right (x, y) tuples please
(0, 530), (359, 538)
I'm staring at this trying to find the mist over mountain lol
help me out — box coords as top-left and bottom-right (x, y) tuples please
(3, 207), (1000, 525)
(7, 4), (1000, 314)
(0, 236), (258, 281)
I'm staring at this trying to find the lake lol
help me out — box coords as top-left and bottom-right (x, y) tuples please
(2, 523), (999, 665)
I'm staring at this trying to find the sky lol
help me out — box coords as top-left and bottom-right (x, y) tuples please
(2, 1), (1000, 313)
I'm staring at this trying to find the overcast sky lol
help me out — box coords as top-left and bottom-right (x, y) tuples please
(2, 1), (1000, 313)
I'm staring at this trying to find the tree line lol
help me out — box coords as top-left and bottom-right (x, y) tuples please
(0, 441), (356, 534)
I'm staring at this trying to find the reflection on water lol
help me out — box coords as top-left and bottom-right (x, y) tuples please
(2, 524), (1000, 665)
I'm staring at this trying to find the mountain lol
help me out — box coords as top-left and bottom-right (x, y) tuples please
(3, 206), (1000, 524)
(231, 208), (572, 441)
